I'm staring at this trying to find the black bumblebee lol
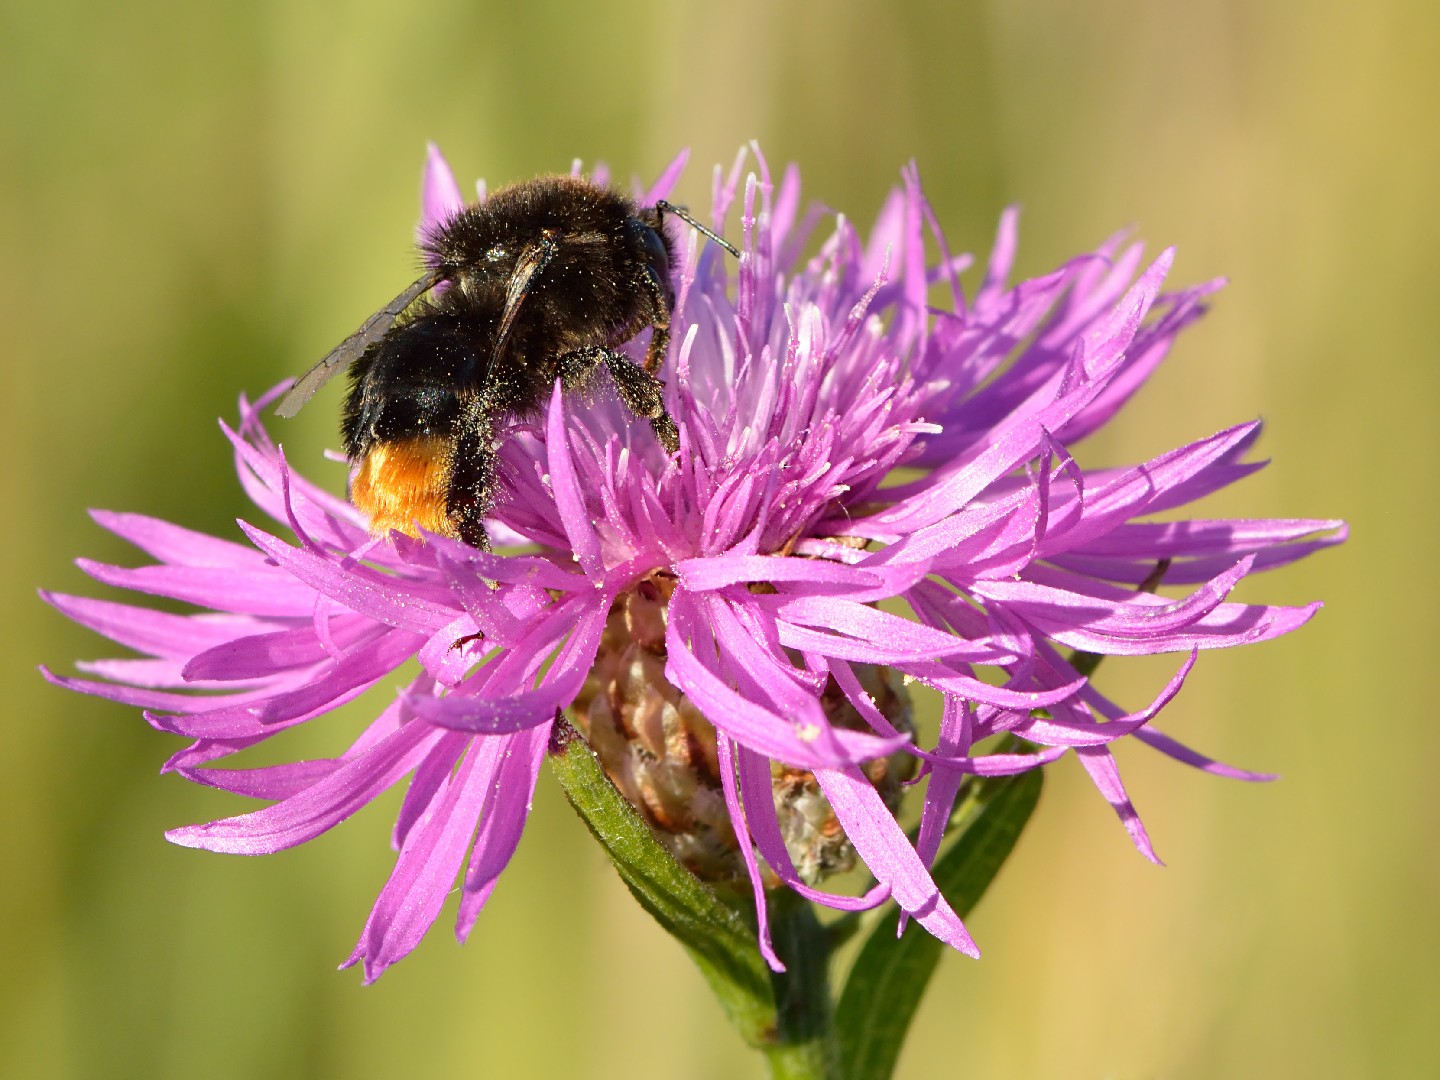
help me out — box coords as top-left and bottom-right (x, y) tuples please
(276, 174), (737, 549)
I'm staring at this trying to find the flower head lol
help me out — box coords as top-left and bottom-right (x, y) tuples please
(44, 145), (1343, 981)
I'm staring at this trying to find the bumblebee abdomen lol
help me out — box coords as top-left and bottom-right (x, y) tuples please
(350, 436), (457, 540)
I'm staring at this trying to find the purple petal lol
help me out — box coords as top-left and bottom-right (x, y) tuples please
(404, 598), (606, 733)
(814, 764), (979, 957)
(973, 558), (1322, 654)
(1058, 283), (1222, 441)
(976, 206), (1019, 309)
(40, 665), (270, 712)
(156, 629), (423, 739)
(905, 695), (973, 936)
(763, 593), (1010, 664)
(1050, 519), (1347, 586)
(240, 522), (458, 634)
(90, 509), (263, 568)
(1013, 650), (1197, 747)
(346, 735), (489, 982)
(899, 661), (1086, 712)
(455, 725), (550, 941)
(222, 420), (367, 549)
(391, 731), (470, 851)
(991, 558), (1257, 639)
(78, 656), (266, 691)
(178, 758), (343, 800)
(183, 618), (385, 682)
(665, 592), (907, 769)
(427, 538), (587, 592)
(42, 591), (264, 659)
(1076, 745), (1161, 864)
(858, 370), (1107, 538)
(545, 382), (604, 578)
(734, 741), (891, 913)
(419, 142), (465, 244)
(166, 721), (439, 855)
(715, 737), (783, 971)
(642, 148), (690, 206)
(828, 659), (1067, 771)
(78, 557), (317, 617)
(1133, 727), (1278, 782)
(1037, 423), (1265, 552)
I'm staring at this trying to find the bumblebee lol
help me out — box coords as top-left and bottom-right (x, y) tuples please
(277, 174), (737, 549)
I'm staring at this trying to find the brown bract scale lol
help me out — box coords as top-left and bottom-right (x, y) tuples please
(572, 572), (918, 887)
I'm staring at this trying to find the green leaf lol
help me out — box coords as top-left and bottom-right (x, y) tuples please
(834, 770), (1043, 1080)
(547, 717), (778, 1048)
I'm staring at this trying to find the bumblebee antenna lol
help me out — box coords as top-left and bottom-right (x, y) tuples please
(655, 200), (741, 259)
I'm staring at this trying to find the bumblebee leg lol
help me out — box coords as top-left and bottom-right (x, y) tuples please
(643, 322), (670, 376)
(555, 346), (680, 455)
(640, 268), (672, 375)
(447, 395), (497, 551)
(601, 349), (680, 454)
(556, 347), (604, 392)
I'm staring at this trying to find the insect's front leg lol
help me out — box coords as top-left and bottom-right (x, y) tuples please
(640, 267), (672, 376)
(556, 346), (680, 455)
(642, 323), (671, 377)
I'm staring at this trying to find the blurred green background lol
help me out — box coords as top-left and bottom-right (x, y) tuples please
(5, 1), (1434, 1076)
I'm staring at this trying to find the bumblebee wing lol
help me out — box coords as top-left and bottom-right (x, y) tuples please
(490, 236), (558, 365)
(275, 272), (441, 418)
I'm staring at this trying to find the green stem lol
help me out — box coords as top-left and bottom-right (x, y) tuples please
(547, 716), (777, 1046)
(761, 890), (839, 1080)
(834, 769), (1043, 1080)
(1066, 648), (1104, 679)
(550, 715), (840, 1076)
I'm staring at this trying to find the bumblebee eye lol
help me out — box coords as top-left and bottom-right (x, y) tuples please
(485, 245), (507, 263)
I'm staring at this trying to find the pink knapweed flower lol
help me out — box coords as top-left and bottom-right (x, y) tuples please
(43, 145), (1343, 981)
